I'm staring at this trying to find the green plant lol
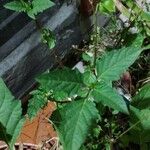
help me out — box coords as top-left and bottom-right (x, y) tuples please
(112, 0), (150, 36)
(1, 0), (150, 149)
(26, 33), (150, 150)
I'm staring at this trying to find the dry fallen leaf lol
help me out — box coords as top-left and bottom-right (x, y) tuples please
(17, 102), (57, 147)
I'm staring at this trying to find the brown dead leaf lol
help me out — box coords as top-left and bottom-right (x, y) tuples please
(17, 102), (57, 146)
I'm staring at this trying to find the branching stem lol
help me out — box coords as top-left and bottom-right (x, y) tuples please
(93, 5), (98, 68)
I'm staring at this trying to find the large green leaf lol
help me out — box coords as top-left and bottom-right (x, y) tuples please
(0, 78), (25, 148)
(96, 35), (144, 82)
(92, 82), (128, 114)
(51, 99), (99, 150)
(132, 83), (150, 109)
(4, 1), (26, 12)
(37, 68), (85, 98)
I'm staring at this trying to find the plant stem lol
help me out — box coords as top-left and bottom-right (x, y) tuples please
(114, 120), (140, 142)
(93, 5), (98, 68)
(35, 19), (42, 32)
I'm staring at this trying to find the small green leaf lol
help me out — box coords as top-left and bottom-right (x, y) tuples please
(41, 29), (56, 49)
(27, 89), (50, 119)
(51, 99), (99, 150)
(92, 82), (129, 114)
(96, 35), (144, 82)
(37, 68), (85, 97)
(83, 70), (96, 86)
(30, 0), (55, 17)
(4, 1), (26, 12)
(0, 78), (25, 148)
(27, 10), (35, 19)
(99, 0), (116, 14)
(132, 83), (150, 109)
(82, 52), (93, 63)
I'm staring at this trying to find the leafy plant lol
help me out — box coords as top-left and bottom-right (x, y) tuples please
(1, 0), (150, 149)
(26, 34), (149, 150)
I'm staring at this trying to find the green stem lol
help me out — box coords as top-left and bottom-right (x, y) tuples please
(114, 121), (140, 142)
(93, 5), (98, 68)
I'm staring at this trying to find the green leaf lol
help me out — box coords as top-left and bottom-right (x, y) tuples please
(129, 106), (150, 143)
(37, 68), (85, 98)
(99, 0), (116, 14)
(82, 52), (94, 63)
(4, 1), (26, 12)
(51, 99), (99, 150)
(132, 83), (150, 109)
(27, 89), (51, 119)
(129, 34), (144, 48)
(29, 0), (55, 17)
(0, 78), (25, 148)
(96, 35), (144, 82)
(42, 29), (56, 49)
(83, 70), (96, 86)
(53, 91), (69, 101)
(92, 82), (129, 114)
(27, 11), (35, 19)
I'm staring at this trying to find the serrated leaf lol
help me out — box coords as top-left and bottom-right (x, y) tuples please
(53, 91), (69, 101)
(27, 10), (35, 19)
(27, 89), (50, 119)
(29, 0), (55, 17)
(92, 82), (128, 114)
(132, 83), (150, 109)
(4, 1), (26, 12)
(96, 35), (144, 82)
(0, 78), (25, 148)
(51, 99), (99, 150)
(37, 68), (85, 97)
